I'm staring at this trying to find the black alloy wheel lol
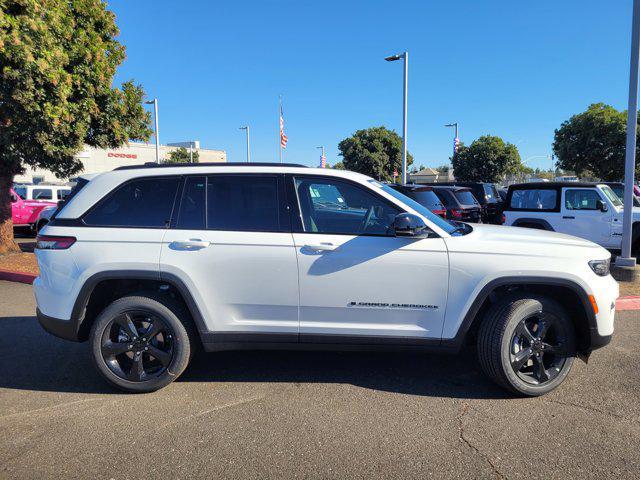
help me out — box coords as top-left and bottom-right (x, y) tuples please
(509, 312), (570, 385)
(100, 310), (174, 382)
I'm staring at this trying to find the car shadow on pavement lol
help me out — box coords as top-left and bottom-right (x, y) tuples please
(0, 315), (509, 399)
(179, 349), (511, 400)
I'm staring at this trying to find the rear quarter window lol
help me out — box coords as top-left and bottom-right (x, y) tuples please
(83, 177), (180, 227)
(509, 189), (558, 211)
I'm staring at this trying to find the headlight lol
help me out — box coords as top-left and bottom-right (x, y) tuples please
(589, 259), (611, 276)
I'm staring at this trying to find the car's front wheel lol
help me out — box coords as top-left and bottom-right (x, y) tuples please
(90, 294), (197, 393)
(477, 294), (576, 396)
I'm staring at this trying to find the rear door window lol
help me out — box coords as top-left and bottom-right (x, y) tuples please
(84, 177), (180, 227)
(176, 176), (206, 229)
(510, 189), (558, 210)
(409, 190), (444, 211)
(207, 175), (281, 232)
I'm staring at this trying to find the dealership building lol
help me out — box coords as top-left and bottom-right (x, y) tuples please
(15, 141), (226, 184)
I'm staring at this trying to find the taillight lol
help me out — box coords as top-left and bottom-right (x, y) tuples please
(35, 235), (76, 250)
(500, 214), (506, 224)
(433, 209), (446, 217)
(450, 209), (463, 218)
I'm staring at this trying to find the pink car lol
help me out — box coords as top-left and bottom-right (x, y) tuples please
(11, 188), (57, 232)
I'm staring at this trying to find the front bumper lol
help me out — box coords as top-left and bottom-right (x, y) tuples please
(36, 308), (81, 342)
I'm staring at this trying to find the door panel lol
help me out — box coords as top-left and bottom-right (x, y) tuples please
(561, 188), (612, 246)
(294, 233), (449, 338)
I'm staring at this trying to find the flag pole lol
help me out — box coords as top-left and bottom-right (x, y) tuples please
(279, 95), (283, 163)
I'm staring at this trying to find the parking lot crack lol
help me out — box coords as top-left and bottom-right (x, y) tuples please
(457, 402), (506, 480)
(544, 398), (624, 419)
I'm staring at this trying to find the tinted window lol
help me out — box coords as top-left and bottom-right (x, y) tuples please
(207, 175), (280, 231)
(565, 189), (602, 210)
(177, 176), (206, 229)
(84, 177), (179, 227)
(14, 186), (26, 200)
(454, 190), (479, 205)
(433, 189), (455, 207)
(295, 177), (399, 235)
(483, 184), (499, 203)
(33, 188), (53, 200)
(510, 189), (557, 210)
(610, 185), (624, 199)
(601, 185), (623, 207)
(57, 189), (71, 200)
(408, 190), (444, 211)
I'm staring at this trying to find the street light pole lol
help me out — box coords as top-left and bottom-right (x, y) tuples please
(239, 126), (251, 163)
(617, 0), (640, 268)
(444, 122), (459, 157)
(145, 99), (160, 163)
(385, 51), (408, 184)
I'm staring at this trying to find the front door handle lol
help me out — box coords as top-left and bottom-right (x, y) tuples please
(562, 216), (575, 219)
(169, 239), (211, 251)
(303, 242), (337, 252)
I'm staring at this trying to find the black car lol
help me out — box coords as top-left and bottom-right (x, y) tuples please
(423, 182), (502, 223)
(386, 184), (446, 217)
(432, 186), (482, 223)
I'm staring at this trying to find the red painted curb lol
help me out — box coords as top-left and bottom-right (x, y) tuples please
(0, 269), (37, 285)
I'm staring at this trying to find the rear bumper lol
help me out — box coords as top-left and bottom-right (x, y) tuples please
(36, 308), (80, 342)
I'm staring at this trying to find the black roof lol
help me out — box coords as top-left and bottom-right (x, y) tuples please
(421, 181), (494, 186)
(431, 185), (473, 192)
(114, 162), (308, 171)
(386, 183), (434, 191)
(508, 181), (602, 189)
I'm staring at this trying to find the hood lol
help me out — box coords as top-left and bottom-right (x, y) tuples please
(446, 223), (609, 259)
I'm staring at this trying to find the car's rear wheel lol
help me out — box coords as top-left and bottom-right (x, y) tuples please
(90, 294), (196, 393)
(477, 294), (576, 396)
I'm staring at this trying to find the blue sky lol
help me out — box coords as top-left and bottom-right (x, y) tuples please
(110, 0), (631, 170)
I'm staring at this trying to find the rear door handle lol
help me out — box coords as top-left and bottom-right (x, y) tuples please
(169, 239), (211, 251)
(303, 242), (337, 252)
(562, 216), (575, 219)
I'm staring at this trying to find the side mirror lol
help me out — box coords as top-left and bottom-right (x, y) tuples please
(596, 199), (608, 212)
(392, 213), (430, 238)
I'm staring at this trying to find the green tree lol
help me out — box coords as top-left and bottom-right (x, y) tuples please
(552, 103), (640, 181)
(452, 136), (522, 182)
(338, 126), (413, 181)
(436, 164), (449, 174)
(166, 147), (199, 164)
(0, 0), (151, 252)
(331, 161), (345, 170)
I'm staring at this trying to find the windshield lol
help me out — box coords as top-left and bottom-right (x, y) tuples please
(13, 186), (26, 200)
(370, 181), (459, 234)
(601, 185), (623, 208)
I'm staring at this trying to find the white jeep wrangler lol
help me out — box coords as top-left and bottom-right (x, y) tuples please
(503, 181), (637, 251)
(34, 164), (618, 396)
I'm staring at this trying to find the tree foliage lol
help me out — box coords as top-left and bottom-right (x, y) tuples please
(0, 0), (151, 251)
(552, 103), (639, 181)
(337, 126), (413, 181)
(451, 135), (522, 182)
(166, 147), (199, 164)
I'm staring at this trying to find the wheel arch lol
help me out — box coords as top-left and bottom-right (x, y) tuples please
(444, 276), (597, 357)
(71, 270), (208, 342)
(511, 218), (554, 230)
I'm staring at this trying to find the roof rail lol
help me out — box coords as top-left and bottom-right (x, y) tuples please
(113, 162), (308, 171)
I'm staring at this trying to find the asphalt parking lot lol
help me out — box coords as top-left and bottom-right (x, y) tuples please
(0, 280), (639, 479)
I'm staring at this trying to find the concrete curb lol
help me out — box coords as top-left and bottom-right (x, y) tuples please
(0, 269), (37, 285)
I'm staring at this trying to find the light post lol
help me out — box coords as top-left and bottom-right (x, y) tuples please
(617, 0), (640, 269)
(385, 51), (408, 184)
(145, 99), (160, 163)
(317, 146), (326, 168)
(444, 123), (459, 157)
(239, 126), (251, 163)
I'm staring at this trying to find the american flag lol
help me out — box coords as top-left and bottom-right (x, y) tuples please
(320, 153), (326, 168)
(280, 105), (288, 149)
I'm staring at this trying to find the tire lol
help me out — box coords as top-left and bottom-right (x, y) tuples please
(477, 294), (576, 396)
(89, 293), (197, 393)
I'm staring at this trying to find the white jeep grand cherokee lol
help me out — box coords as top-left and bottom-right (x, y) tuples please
(34, 163), (618, 395)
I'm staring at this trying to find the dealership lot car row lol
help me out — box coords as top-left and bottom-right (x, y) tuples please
(32, 163), (618, 396)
